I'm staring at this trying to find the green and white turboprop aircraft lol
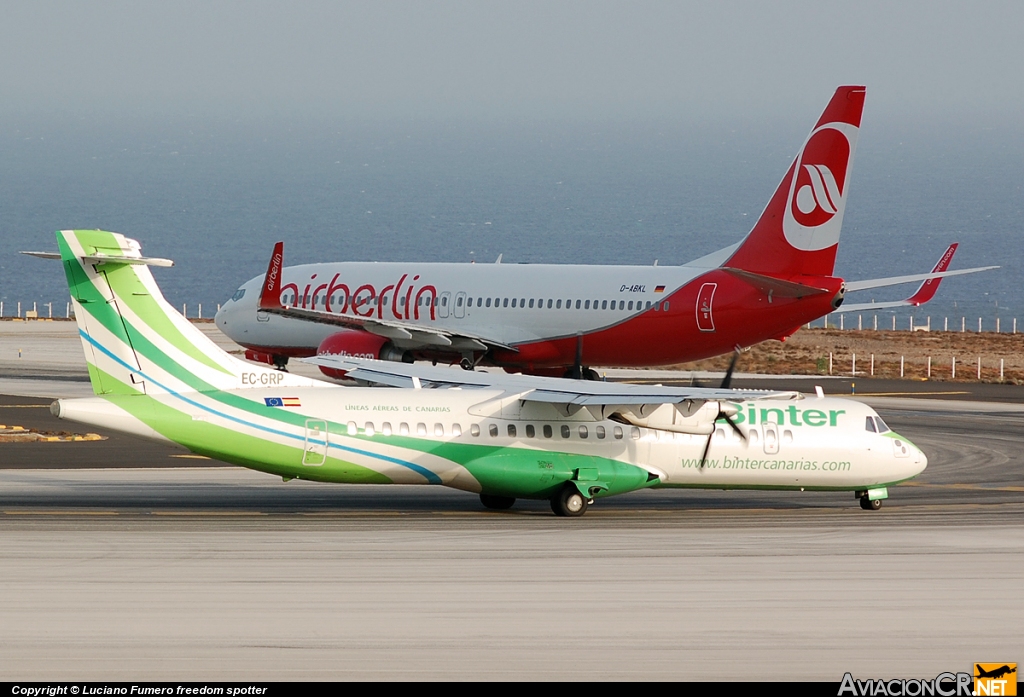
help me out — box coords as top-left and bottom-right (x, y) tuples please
(45, 230), (927, 516)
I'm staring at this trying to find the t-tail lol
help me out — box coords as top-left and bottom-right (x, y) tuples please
(724, 86), (866, 279)
(57, 229), (315, 397)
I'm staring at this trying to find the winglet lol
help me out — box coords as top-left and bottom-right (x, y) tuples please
(258, 242), (286, 311)
(905, 243), (957, 306)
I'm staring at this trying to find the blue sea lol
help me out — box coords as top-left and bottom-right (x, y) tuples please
(1, 114), (1020, 328)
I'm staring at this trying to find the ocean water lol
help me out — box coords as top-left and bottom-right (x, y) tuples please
(1, 114), (1020, 327)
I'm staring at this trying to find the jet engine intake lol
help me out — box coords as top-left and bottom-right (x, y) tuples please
(316, 330), (411, 378)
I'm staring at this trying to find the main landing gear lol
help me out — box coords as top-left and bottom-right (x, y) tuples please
(550, 486), (591, 517)
(272, 355), (289, 371)
(860, 496), (883, 511)
(480, 494), (516, 510)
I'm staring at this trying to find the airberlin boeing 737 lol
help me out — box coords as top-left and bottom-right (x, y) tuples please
(214, 86), (994, 376)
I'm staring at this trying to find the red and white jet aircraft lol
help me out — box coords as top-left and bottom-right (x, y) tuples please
(215, 86), (995, 376)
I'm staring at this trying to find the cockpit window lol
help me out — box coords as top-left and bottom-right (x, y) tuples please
(865, 416), (877, 433)
(874, 417), (890, 434)
(231, 288), (246, 302)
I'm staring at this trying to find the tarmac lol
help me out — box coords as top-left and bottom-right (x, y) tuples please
(1, 320), (1022, 680)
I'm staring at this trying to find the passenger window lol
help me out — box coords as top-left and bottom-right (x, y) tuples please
(596, 425), (606, 439)
(631, 427), (641, 440)
(525, 424), (535, 438)
(452, 423), (462, 437)
(628, 301), (634, 310)
(456, 297), (463, 307)
(646, 301), (652, 309)
(584, 300), (590, 309)
(381, 422), (392, 436)
(511, 298), (517, 308)
(654, 302), (660, 312)
(529, 299), (534, 308)
(619, 301), (625, 310)
(865, 417), (877, 433)
(601, 300), (607, 310)
(503, 298), (509, 307)
(556, 299), (562, 309)
(416, 423), (427, 436)
(561, 425), (571, 438)
(543, 424), (553, 438)
(470, 424), (480, 437)
(364, 422), (375, 436)
(489, 424), (499, 437)
(613, 426), (623, 440)
(399, 422), (410, 436)
(347, 421), (358, 435)
(508, 424), (517, 437)
(434, 423), (444, 436)
(575, 300), (581, 309)
(578, 426), (589, 439)
(520, 298), (525, 307)
(486, 298), (491, 307)
(547, 299), (553, 308)
(664, 301), (670, 311)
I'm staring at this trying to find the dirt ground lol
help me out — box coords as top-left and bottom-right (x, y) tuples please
(671, 328), (1024, 384)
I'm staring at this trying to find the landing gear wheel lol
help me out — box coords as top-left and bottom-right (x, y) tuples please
(584, 368), (600, 381)
(551, 487), (589, 517)
(480, 494), (515, 510)
(272, 355), (289, 371)
(460, 357), (474, 371)
(860, 497), (882, 511)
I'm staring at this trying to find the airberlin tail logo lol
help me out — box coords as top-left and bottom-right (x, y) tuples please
(783, 122), (857, 251)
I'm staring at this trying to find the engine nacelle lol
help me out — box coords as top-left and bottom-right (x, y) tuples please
(617, 400), (738, 435)
(316, 330), (410, 378)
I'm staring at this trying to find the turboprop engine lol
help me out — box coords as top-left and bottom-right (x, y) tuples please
(614, 399), (738, 436)
(316, 330), (411, 379)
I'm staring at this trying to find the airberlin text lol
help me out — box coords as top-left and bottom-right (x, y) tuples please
(282, 272), (438, 321)
(838, 672), (972, 696)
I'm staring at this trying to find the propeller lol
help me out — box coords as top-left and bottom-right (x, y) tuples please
(698, 348), (746, 468)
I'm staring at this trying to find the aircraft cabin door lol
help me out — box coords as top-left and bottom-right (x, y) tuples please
(437, 292), (451, 319)
(454, 291), (467, 319)
(303, 419), (328, 466)
(696, 283), (717, 332)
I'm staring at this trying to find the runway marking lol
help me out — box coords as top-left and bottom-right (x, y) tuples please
(849, 391), (972, 397)
(901, 481), (1024, 492)
(150, 510), (267, 516)
(3, 510), (119, 515)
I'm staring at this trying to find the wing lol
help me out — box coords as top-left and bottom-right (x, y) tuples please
(256, 241), (514, 352)
(304, 355), (802, 434)
(305, 354), (797, 403)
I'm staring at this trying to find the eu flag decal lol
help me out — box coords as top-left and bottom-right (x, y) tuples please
(265, 397), (301, 407)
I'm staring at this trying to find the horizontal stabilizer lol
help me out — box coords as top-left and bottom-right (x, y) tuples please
(844, 265), (996, 292)
(22, 250), (174, 267)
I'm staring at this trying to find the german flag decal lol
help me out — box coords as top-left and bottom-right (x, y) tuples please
(654, 285), (665, 293)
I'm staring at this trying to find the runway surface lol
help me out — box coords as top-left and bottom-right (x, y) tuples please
(2, 387), (1023, 679)
(2, 322), (1023, 679)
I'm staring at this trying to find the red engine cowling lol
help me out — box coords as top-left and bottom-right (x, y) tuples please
(316, 330), (408, 378)
(244, 349), (275, 366)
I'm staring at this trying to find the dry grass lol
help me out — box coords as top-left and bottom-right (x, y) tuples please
(669, 328), (1024, 383)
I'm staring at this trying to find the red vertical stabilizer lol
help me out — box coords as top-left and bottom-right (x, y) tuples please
(724, 86), (866, 279)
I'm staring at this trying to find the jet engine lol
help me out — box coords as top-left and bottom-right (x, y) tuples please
(316, 330), (411, 378)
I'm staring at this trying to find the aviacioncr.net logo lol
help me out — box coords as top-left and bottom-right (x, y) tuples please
(782, 121), (858, 252)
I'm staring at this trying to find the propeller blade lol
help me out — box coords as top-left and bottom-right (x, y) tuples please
(698, 430), (713, 468)
(722, 411), (747, 442)
(720, 349), (741, 389)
